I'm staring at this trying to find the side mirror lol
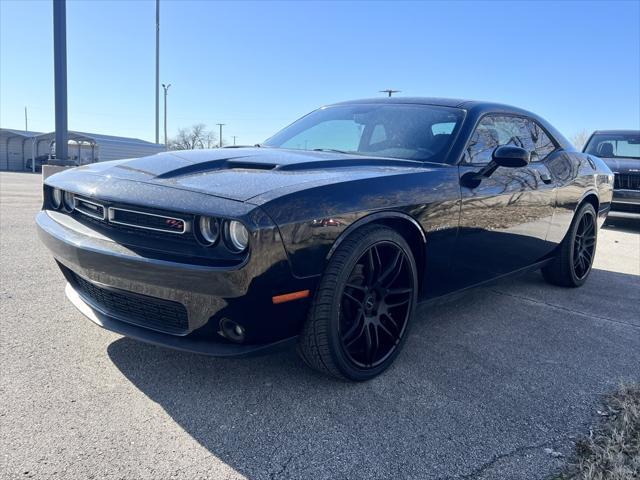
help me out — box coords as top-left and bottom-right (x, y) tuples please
(460, 145), (531, 189)
(492, 145), (530, 168)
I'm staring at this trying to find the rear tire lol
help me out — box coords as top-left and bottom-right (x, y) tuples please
(542, 202), (597, 287)
(297, 225), (418, 381)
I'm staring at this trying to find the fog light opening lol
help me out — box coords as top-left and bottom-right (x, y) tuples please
(219, 318), (245, 343)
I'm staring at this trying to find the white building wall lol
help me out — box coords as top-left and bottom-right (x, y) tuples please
(0, 137), (31, 171)
(96, 139), (164, 162)
(1, 129), (164, 170)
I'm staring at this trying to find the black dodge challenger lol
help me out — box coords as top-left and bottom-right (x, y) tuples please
(37, 98), (613, 380)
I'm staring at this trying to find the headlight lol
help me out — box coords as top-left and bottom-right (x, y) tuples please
(62, 191), (75, 212)
(196, 216), (220, 246)
(225, 220), (249, 252)
(51, 188), (62, 209)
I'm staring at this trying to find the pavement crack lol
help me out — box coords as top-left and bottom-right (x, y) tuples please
(270, 450), (304, 480)
(489, 289), (640, 330)
(457, 440), (557, 479)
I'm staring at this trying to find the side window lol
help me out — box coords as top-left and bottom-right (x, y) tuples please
(466, 115), (538, 164)
(494, 117), (535, 151)
(527, 120), (556, 161)
(465, 116), (501, 164)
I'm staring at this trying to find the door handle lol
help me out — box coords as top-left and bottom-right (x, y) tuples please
(538, 171), (553, 184)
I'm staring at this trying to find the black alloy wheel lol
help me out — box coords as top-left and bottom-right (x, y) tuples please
(340, 241), (414, 368)
(542, 202), (598, 288)
(298, 225), (418, 381)
(572, 210), (596, 280)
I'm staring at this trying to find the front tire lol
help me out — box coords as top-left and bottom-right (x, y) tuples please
(297, 225), (418, 381)
(542, 202), (598, 287)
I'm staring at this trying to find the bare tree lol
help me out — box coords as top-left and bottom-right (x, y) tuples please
(169, 124), (218, 150)
(570, 129), (590, 151)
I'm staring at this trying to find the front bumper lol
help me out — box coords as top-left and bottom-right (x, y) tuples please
(37, 210), (316, 355)
(609, 189), (640, 218)
(64, 283), (296, 356)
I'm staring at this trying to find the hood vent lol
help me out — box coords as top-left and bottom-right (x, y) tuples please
(226, 161), (277, 170)
(155, 157), (277, 179)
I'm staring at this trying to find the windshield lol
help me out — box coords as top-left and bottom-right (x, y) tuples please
(584, 133), (640, 159)
(263, 104), (465, 163)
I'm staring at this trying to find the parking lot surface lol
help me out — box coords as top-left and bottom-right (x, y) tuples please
(1, 171), (639, 479)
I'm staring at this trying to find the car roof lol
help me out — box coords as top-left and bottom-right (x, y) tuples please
(328, 97), (551, 121)
(591, 130), (640, 135)
(330, 97), (527, 111)
(331, 97), (471, 108)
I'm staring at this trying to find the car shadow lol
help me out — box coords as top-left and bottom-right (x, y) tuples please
(107, 268), (640, 479)
(603, 217), (640, 233)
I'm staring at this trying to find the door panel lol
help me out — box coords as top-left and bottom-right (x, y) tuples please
(453, 163), (556, 288)
(450, 114), (558, 289)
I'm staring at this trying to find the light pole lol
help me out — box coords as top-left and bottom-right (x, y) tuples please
(232, 135), (238, 146)
(155, 0), (160, 144)
(53, 0), (68, 164)
(379, 89), (400, 97)
(162, 83), (171, 148)
(216, 123), (225, 148)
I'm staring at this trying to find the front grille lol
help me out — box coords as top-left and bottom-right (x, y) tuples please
(611, 202), (640, 214)
(108, 207), (187, 234)
(614, 173), (640, 191)
(75, 197), (105, 220)
(73, 274), (189, 335)
(70, 197), (194, 243)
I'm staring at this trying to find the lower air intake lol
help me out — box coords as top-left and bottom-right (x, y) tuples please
(72, 273), (189, 335)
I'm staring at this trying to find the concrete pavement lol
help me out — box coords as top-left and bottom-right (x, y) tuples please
(1, 171), (638, 479)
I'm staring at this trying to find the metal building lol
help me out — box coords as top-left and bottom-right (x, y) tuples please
(0, 128), (164, 171)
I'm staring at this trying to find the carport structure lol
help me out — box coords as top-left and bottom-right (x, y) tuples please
(0, 129), (43, 172)
(0, 128), (164, 172)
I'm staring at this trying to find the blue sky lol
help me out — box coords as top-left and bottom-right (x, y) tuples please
(1, 0), (638, 145)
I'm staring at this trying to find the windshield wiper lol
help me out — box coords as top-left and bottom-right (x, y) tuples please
(312, 148), (349, 154)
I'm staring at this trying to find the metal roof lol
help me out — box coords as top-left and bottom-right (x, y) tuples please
(0, 128), (44, 139)
(0, 128), (161, 146)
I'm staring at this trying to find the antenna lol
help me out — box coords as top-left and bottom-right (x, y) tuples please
(379, 89), (401, 97)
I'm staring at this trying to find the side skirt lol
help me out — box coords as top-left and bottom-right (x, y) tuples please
(417, 258), (554, 308)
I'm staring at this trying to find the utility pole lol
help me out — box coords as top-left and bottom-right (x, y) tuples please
(379, 89), (400, 97)
(53, 0), (68, 163)
(232, 135), (238, 146)
(24, 107), (28, 132)
(216, 123), (225, 148)
(155, 0), (160, 143)
(162, 83), (171, 148)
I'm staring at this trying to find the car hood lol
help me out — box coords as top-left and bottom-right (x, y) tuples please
(600, 157), (640, 173)
(72, 147), (432, 203)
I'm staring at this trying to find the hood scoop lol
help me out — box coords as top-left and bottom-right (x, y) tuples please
(155, 157), (277, 179)
(277, 157), (424, 171)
